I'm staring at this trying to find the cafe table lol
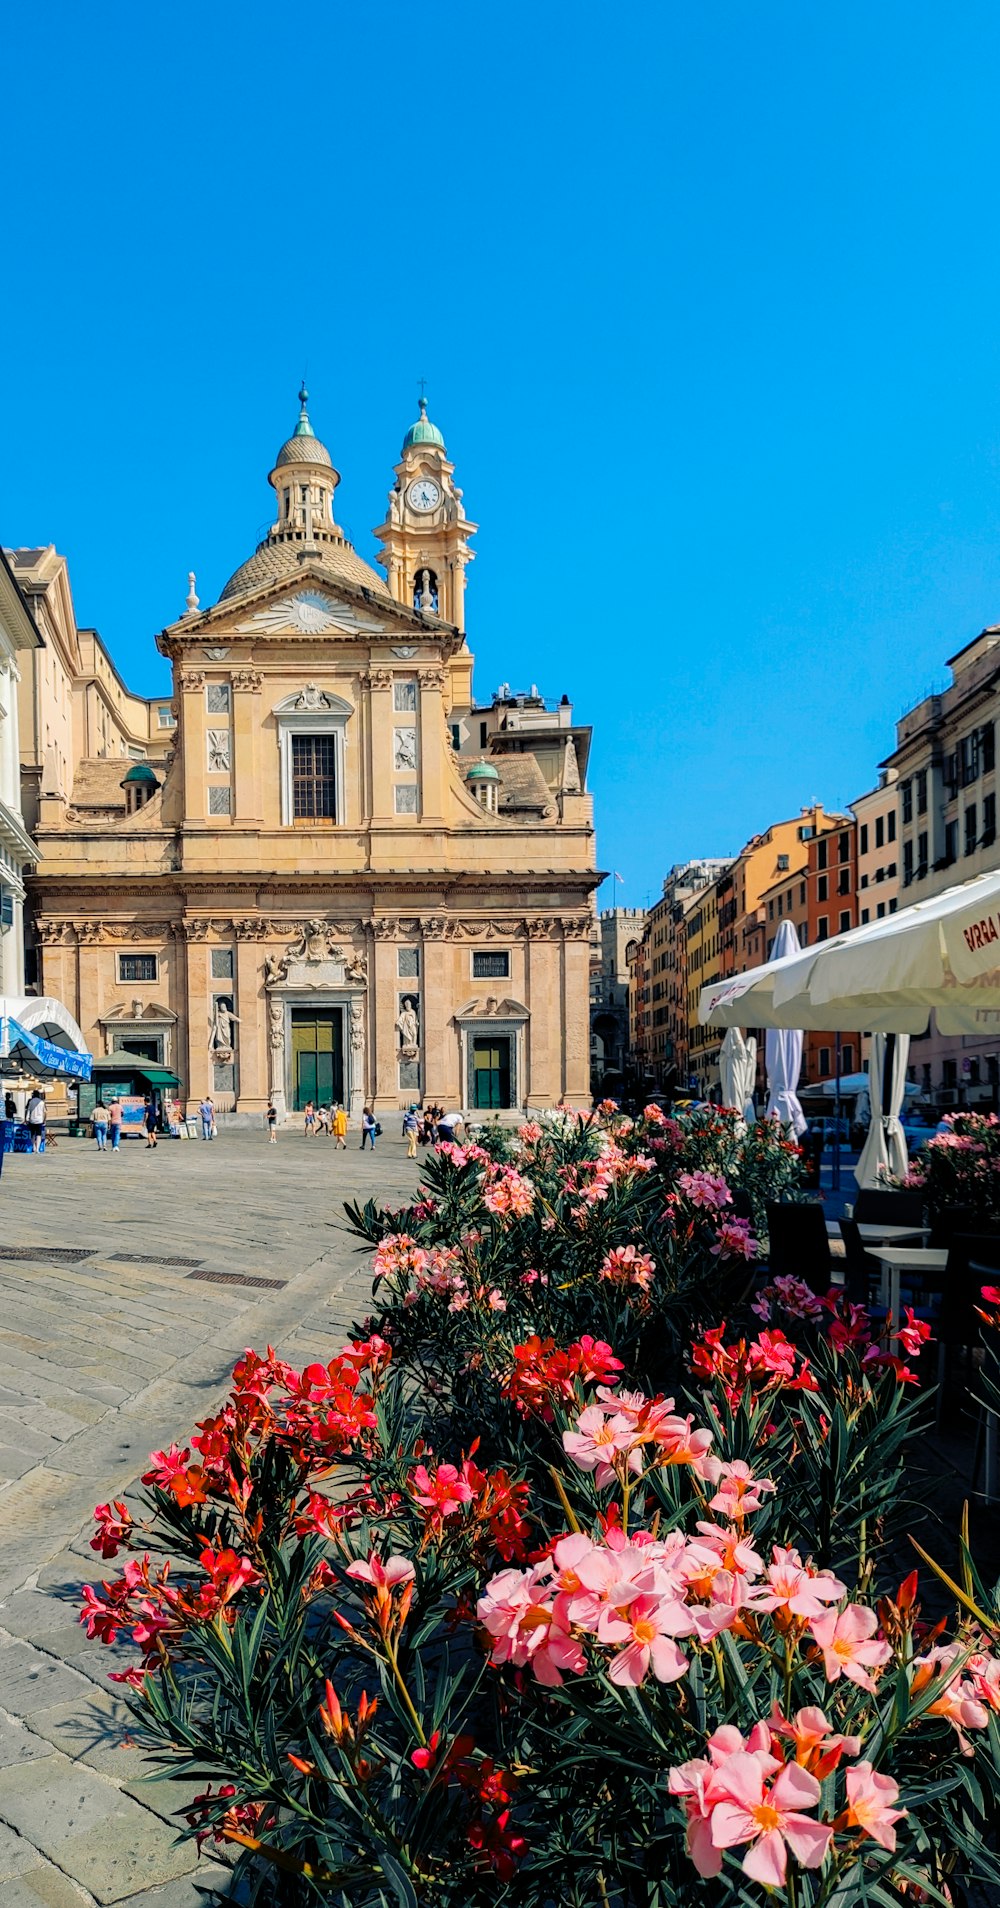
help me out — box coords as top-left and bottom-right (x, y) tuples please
(871, 1246), (948, 1348)
(857, 1223), (931, 1245)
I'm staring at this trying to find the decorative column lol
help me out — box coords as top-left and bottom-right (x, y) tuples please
(420, 916), (458, 1104)
(178, 671), (207, 820)
(233, 920), (266, 1111)
(232, 671), (263, 822)
(417, 668), (447, 823)
(371, 919), (399, 1110)
(366, 668), (394, 822)
(561, 915), (593, 1103)
(182, 920), (212, 1103)
(525, 921), (560, 1108)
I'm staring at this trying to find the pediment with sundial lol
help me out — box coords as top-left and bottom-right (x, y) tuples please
(234, 591), (387, 637)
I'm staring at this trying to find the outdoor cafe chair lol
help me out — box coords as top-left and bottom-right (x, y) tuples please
(765, 1200), (835, 1297)
(838, 1216), (882, 1306)
(853, 1188), (925, 1230)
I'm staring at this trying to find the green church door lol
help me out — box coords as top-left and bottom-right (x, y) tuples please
(472, 1037), (511, 1110)
(291, 1009), (343, 1109)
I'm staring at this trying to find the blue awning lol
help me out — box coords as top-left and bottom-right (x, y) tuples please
(1, 1017), (92, 1081)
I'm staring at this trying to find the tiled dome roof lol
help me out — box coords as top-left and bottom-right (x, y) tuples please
(274, 385), (334, 468)
(219, 538), (389, 602)
(403, 397), (445, 451)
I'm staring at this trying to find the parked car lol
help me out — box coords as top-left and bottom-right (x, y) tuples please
(899, 1115), (938, 1148)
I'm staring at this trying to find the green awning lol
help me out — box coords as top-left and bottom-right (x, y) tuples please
(135, 1066), (181, 1087)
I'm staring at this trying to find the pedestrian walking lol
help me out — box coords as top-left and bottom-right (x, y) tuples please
(4, 1092), (16, 1121)
(108, 1096), (123, 1151)
(315, 1103), (330, 1136)
(199, 1096), (214, 1140)
(402, 1104), (419, 1159)
(92, 1100), (109, 1150)
(266, 1101), (278, 1143)
(360, 1105), (377, 1150)
(143, 1094), (158, 1149)
(26, 1090), (46, 1153)
(303, 1100), (316, 1136)
(332, 1103), (348, 1148)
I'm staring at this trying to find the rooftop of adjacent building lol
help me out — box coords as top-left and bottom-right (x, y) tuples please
(888, 623), (1000, 758)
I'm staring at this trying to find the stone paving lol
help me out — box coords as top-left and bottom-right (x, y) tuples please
(0, 1122), (422, 1906)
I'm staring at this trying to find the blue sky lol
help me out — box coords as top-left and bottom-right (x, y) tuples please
(5, 2), (1000, 909)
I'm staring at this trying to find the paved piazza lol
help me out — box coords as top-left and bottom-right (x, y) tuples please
(0, 1125), (420, 1906)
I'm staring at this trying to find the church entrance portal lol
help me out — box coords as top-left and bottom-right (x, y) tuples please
(291, 1007), (343, 1109)
(472, 1036), (512, 1110)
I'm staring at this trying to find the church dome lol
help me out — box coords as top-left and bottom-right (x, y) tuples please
(120, 762), (159, 786)
(274, 385), (334, 468)
(219, 539), (389, 603)
(466, 758), (500, 782)
(403, 396), (445, 451)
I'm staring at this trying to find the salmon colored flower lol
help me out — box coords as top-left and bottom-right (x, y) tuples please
(595, 1593), (692, 1686)
(768, 1704), (861, 1777)
(708, 1751), (832, 1887)
(843, 1761), (905, 1851)
(754, 1546), (846, 1621)
(345, 1552), (415, 1590)
(809, 1603), (891, 1692)
(409, 1462), (474, 1519)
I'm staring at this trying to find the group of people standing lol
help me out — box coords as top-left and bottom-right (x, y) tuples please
(297, 1102), (350, 1145)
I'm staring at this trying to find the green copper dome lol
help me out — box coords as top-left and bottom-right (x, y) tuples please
(466, 758), (500, 782)
(403, 396), (444, 452)
(121, 762), (159, 786)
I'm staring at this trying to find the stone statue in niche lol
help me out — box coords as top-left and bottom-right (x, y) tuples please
(210, 997), (238, 1054)
(395, 996), (420, 1059)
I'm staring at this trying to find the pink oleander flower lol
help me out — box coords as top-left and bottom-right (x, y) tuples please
(809, 1603), (891, 1692)
(518, 1121), (543, 1143)
(754, 1546), (846, 1620)
(599, 1244), (657, 1291)
(477, 1565), (586, 1686)
(771, 1275), (825, 1319)
(483, 1170), (535, 1220)
(843, 1761), (905, 1851)
(677, 1169), (732, 1211)
(142, 1444), (191, 1488)
(563, 1405), (642, 1488)
(704, 1751), (832, 1887)
(409, 1462), (475, 1519)
(898, 1307), (933, 1359)
(708, 1459), (776, 1519)
(768, 1704), (860, 1777)
(345, 1552), (416, 1590)
(642, 1400), (715, 1474)
(750, 1330), (798, 1379)
(595, 1593), (692, 1686)
(711, 1218), (758, 1261)
(487, 1287), (507, 1311)
(372, 1233), (428, 1283)
(912, 1642), (991, 1751)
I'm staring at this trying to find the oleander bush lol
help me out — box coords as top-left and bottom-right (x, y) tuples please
(80, 1109), (1000, 1907)
(903, 1110), (1000, 1226)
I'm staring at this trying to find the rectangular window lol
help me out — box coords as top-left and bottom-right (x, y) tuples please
(903, 840), (914, 884)
(983, 722), (996, 774)
(394, 784), (418, 813)
(945, 819), (958, 863)
(291, 734), (336, 821)
(817, 916), (829, 941)
(860, 872), (869, 888)
(839, 831), (850, 862)
(777, 853), (789, 870)
(875, 815), (884, 849)
(799, 882), (806, 905)
(206, 683), (231, 715)
(843, 1044), (854, 1073)
(799, 924), (808, 946)
(965, 803), (978, 856)
(917, 831), (928, 877)
(861, 907), (870, 923)
(984, 792), (997, 846)
(887, 810), (896, 842)
(157, 705), (175, 729)
(479, 721), (488, 749)
(838, 867), (850, 894)
(859, 823), (869, 855)
(819, 1046), (830, 1076)
(118, 953), (157, 982)
(208, 785), (232, 815)
(393, 680), (417, 713)
(817, 838), (828, 870)
(960, 735), (978, 788)
(901, 780), (913, 824)
(916, 768), (928, 813)
(889, 898), (898, 912)
(839, 910), (851, 933)
(817, 874), (828, 901)
(473, 950), (511, 979)
(211, 948), (234, 979)
(768, 899), (774, 919)
(943, 1059), (957, 1089)
(777, 893), (783, 915)
(398, 947), (420, 979)
(877, 901), (886, 918)
(451, 724), (461, 750)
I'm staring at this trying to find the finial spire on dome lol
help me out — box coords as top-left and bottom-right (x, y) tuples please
(402, 384), (445, 453)
(294, 381), (312, 438)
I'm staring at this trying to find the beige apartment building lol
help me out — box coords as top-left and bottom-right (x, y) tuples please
(20, 392), (598, 1120)
(883, 624), (1000, 1106)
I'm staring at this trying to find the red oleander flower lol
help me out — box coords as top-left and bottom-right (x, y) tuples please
(90, 1501), (133, 1560)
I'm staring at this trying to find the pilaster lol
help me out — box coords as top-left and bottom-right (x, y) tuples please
(420, 918), (458, 1104)
(417, 670), (446, 823)
(367, 670), (394, 821)
(561, 924), (592, 1102)
(525, 929), (559, 1107)
(235, 930), (265, 1110)
(232, 671), (263, 822)
(183, 926), (211, 1102)
(179, 671), (207, 822)
(372, 926), (399, 1108)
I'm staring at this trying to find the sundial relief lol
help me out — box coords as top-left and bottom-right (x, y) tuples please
(235, 591), (386, 637)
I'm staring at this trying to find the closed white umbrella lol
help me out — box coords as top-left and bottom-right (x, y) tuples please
(720, 1028), (758, 1124)
(764, 921), (807, 1137)
(699, 868), (1000, 1035)
(855, 1032), (910, 1189)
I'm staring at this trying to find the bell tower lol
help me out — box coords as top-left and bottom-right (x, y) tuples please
(373, 391), (477, 631)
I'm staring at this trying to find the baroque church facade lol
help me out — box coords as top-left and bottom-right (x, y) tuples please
(22, 394), (598, 1118)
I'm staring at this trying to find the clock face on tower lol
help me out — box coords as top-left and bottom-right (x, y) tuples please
(407, 477), (441, 514)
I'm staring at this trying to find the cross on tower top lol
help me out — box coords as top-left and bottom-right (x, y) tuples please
(417, 376), (428, 400)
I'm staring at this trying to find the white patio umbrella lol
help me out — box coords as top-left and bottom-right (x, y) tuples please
(855, 1033), (910, 1189)
(764, 920), (807, 1137)
(698, 869), (1000, 1037)
(719, 1027), (758, 1121)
